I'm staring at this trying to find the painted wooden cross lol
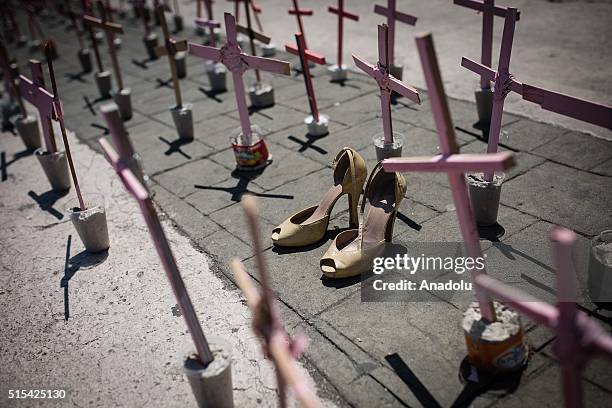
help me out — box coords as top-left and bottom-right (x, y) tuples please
(288, 0), (313, 48)
(19, 60), (57, 152)
(230, 195), (320, 408)
(328, 0), (359, 69)
(373, 0), (417, 68)
(236, 0), (272, 84)
(65, 0), (87, 51)
(84, 1), (126, 90)
(188, 13), (290, 143)
(383, 33), (516, 322)
(81, 1), (106, 73)
(462, 8), (612, 181)
(0, 41), (27, 118)
(194, 17), (220, 47)
(99, 114), (215, 368)
(285, 33), (325, 123)
(454, 0), (520, 89)
(353, 24), (420, 145)
(474, 227), (612, 407)
(44, 42), (86, 211)
(154, 4), (188, 108)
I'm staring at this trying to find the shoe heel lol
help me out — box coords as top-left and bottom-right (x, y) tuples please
(385, 210), (398, 242)
(348, 192), (359, 228)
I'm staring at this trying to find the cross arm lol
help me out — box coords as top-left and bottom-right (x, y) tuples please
(328, 6), (359, 21)
(19, 75), (55, 118)
(285, 44), (326, 65)
(194, 17), (220, 29)
(155, 39), (188, 57)
(461, 57), (522, 93)
(236, 24), (271, 44)
(288, 9), (313, 16)
(521, 84), (612, 130)
(83, 15), (124, 33)
(188, 42), (222, 62)
(382, 152), (515, 173)
(373, 5), (417, 26)
(389, 77), (420, 104)
(453, 0), (521, 20)
(352, 54), (375, 77)
(244, 55), (291, 75)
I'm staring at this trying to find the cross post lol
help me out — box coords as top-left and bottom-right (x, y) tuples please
(239, 0), (271, 83)
(230, 195), (320, 408)
(84, 1), (126, 90)
(373, 0), (417, 67)
(0, 41), (27, 117)
(154, 4), (188, 108)
(383, 33), (518, 322)
(288, 0), (313, 48)
(188, 13), (290, 143)
(194, 17), (220, 47)
(20, 60), (57, 152)
(81, 0), (105, 73)
(328, 0), (359, 68)
(353, 24), (420, 145)
(454, 0), (520, 89)
(462, 8), (612, 181)
(285, 33), (325, 122)
(99, 134), (215, 368)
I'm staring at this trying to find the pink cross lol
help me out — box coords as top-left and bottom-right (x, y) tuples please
(236, 0), (273, 84)
(131, 0), (152, 35)
(0, 42), (27, 117)
(194, 17), (220, 47)
(19, 60), (57, 153)
(84, 2), (126, 90)
(154, 4), (189, 108)
(287, 0), (313, 48)
(383, 33), (517, 322)
(230, 196), (319, 408)
(229, 0), (265, 33)
(454, 0), (520, 89)
(81, 5), (105, 73)
(373, 0), (417, 67)
(188, 13), (291, 144)
(99, 109), (215, 367)
(285, 33), (326, 123)
(474, 227), (612, 407)
(328, 0), (359, 68)
(353, 24), (420, 145)
(462, 9), (612, 181)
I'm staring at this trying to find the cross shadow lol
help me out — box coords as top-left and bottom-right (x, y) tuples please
(61, 236), (109, 321)
(287, 133), (328, 155)
(385, 353), (443, 408)
(82, 95), (109, 114)
(451, 357), (524, 407)
(198, 86), (225, 103)
(131, 56), (157, 70)
(90, 123), (109, 134)
(28, 189), (69, 220)
(396, 211), (423, 231)
(330, 78), (361, 90)
(64, 71), (88, 83)
(155, 77), (173, 89)
(247, 105), (273, 118)
(194, 177), (294, 203)
(1, 148), (32, 181)
(159, 136), (192, 159)
(455, 122), (490, 142)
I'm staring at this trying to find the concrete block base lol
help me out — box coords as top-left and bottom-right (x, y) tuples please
(170, 103), (194, 141)
(206, 63), (227, 92)
(248, 83), (275, 109)
(112, 88), (133, 121)
(143, 33), (159, 60)
(175, 51), (187, 78)
(305, 114), (329, 137)
(466, 172), (504, 226)
(329, 64), (348, 82)
(16, 115), (41, 150)
(95, 71), (113, 100)
(373, 132), (404, 161)
(67, 199), (110, 253)
(35, 148), (71, 191)
(475, 87), (494, 124)
(78, 48), (93, 73)
(261, 43), (276, 57)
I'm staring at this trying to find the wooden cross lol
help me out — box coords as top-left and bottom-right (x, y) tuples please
(154, 4), (188, 108)
(194, 17), (220, 47)
(81, 0), (105, 73)
(353, 24), (420, 145)
(373, 0), (417, 67)
(285, 33), (325, 123)
(328, 0), (358, 68)
(44, 42), (86, 211)
(383, 33), (517, 322)
(230, 195), (320, 408)
(454, 0), (520, 89)
(131, 0), (152, 36)
(99, 116), (215, 368)
(474, 227), (612, 407)
(188, 13), (290, 143)
(19, 60), (57, 152)
(64, 0), (86, 50)
(287, 0), (313, 48)
(84, 1), (126, 90)
(237, 0), (272, 83)
(0, 41), (27, 118)
(462, 8), (612, 181)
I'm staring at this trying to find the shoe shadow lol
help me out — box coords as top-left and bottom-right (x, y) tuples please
(271, 228), (348, 255)
(28, 189), (69, 220)
(385, 353), (443, 408)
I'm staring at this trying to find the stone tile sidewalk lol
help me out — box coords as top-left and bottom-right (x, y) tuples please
(3, 10), (611, 407)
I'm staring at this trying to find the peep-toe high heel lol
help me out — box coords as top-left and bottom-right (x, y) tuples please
(271, 148), (367, 247)
(320, 161), (407, 278)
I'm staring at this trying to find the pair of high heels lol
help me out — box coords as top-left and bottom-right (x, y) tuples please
(271, 147), (406, 279)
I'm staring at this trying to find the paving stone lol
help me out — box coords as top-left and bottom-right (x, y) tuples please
(195, 228), (253, 266)
(460, 140), (547, 181)
(531, 129), (612, 171)
(228, 103), (315, 135)
(152, 157), (229, 198)
(321, 91), (384, 127)
(499, 119), (564, 152)
(185, 176), (265, 215)
(152, 94), (237, 129)
(208, 202), (277, 249)
(209, 142), (325, 191)
(502, 161), (612, 236)
(591, 157), (612, 176)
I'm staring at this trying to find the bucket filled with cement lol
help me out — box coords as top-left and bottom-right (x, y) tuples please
(373, 132), (404, 161)
(35, 148), (72, 191)
(588, 230), (612, 308)
(230, 125), (271, 170)
(66, 193), (110, 253)
(466, 173), (505, 226)
(183, 337), (234, 408)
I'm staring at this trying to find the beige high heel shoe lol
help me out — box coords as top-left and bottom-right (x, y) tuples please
(320, 161), (407, 278)
(271, 148), (367, 247)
